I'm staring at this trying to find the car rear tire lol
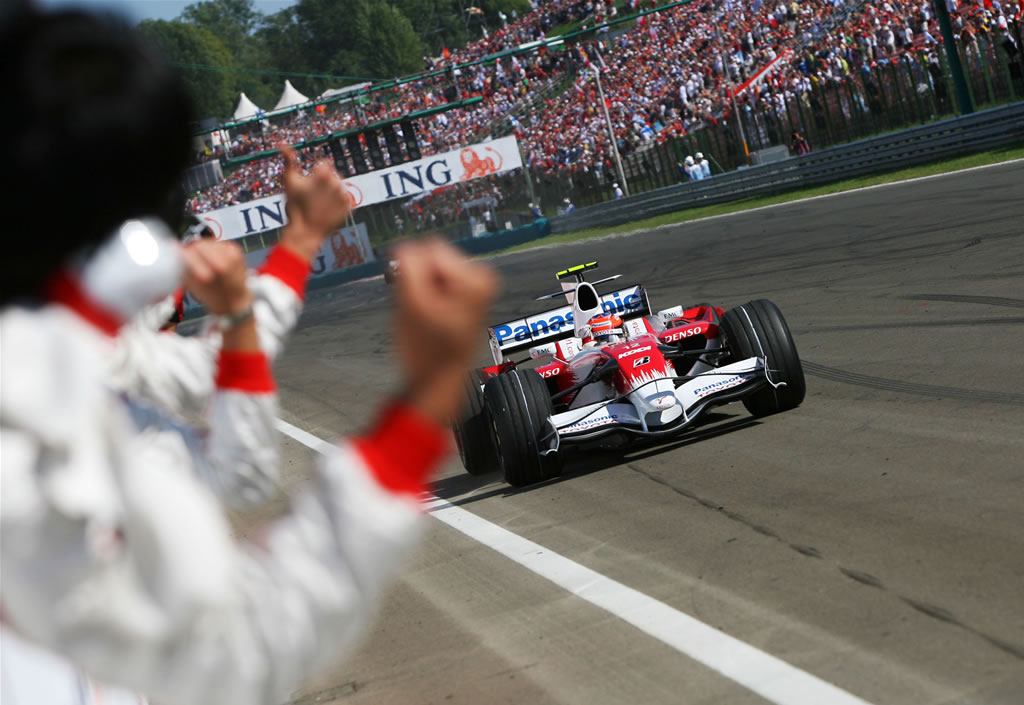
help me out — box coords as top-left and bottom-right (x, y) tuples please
(454, 371), (497, 476)
(483, 369), (561, 487)
(721, 299), (806, 416)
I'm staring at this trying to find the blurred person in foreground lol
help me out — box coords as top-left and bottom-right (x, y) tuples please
(112, 146), (348, 510)
(0, 8), (496, 705)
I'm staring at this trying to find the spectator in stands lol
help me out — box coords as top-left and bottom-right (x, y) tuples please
(697, 152), (712, 178)
(684, 155), (703, 181)
(790, 130), (811, 155)
(1, 10), (496, 705)
(185, 0), (1008, 210)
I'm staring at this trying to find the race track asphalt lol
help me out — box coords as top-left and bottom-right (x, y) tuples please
(269, 160), (1024, 705)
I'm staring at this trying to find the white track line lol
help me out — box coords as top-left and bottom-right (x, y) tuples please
(275, 417), (875, 705)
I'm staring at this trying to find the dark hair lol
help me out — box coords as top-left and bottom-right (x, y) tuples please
(1, 8), (193, 305)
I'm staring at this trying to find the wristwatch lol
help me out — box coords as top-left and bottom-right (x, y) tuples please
(213, 302), (255, 330)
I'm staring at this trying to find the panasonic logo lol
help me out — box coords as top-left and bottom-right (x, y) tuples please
(561, 413), (618, 433)
(494, 287), (645, 347)
(692, 375), (747, 398)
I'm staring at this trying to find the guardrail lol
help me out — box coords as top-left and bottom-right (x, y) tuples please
(548, 100), (1024, 234)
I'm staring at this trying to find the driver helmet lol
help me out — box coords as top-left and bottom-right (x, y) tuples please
(587, 312), (624, 344)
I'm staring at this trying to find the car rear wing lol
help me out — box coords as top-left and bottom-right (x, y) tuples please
(487, 284), (651, 364)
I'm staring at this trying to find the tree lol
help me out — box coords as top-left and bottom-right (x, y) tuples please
(180, 0), (259, 57)
(347, 1), (425, 78)
(280, 0), (424, 85)
(137, 19), (237, 120)
(181, 0), (278, 110)
(393, 0), (468, 54)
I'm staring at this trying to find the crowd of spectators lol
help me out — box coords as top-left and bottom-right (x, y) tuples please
(187, 0), (1023, 216)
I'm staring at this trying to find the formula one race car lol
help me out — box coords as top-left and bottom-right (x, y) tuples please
(454, 262), (805, 487)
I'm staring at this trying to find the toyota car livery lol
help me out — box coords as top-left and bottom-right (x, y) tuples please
(454, 262), (806, 487)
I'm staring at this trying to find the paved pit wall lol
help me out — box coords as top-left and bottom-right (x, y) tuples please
(262, 161), (1023, 705)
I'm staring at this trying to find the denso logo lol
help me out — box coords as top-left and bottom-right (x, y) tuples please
(617, 345), (652, 359)
(664, 326), (702, 343)
(540, 367), (561, 378)
(692, 375), (747, 398)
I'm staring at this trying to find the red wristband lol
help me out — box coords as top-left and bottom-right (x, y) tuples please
(259, 245), (310, 300)
(353, 403), (450, 496)
(215, 350), (275, 393)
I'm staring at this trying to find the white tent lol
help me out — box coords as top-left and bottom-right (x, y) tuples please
(318, 82), (372, 101)
(272, 80), (311, 112)
(232, 92), (263, 121)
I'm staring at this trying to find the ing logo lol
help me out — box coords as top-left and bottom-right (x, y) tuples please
(459, 146), (503, 179)
(344, 182), (364, 208)
(202, 216), (223, 240)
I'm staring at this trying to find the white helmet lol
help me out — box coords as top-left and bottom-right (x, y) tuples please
(685, 156), (695, 166)
(696, 152), (704, 159)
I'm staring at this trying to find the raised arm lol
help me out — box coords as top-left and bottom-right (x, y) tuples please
(1, 239), (495, 705)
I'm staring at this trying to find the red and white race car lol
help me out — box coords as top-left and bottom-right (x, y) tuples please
(454, 262), (806, 487)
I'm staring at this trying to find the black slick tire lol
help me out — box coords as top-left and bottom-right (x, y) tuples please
(483, 369), (560, 487)
(720, 299), (806, 416)
(454, 371), (497, 476)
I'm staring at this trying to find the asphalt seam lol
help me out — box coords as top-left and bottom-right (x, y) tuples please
(803, 361), (1024, 406)
(794, 316), (1024, 334)
(624, 463), (1024, 662)
(901, 294), (1024, 309)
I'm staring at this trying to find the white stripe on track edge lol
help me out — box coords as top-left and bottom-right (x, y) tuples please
(275, 416), (875, 705)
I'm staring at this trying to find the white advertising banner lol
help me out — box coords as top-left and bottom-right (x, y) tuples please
(197, 136), (523, 241)
(310, 222), (374, 276)
(183, 223), (374, 312)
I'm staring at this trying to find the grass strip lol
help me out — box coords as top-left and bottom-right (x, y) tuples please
(500, 143), (1024, 254)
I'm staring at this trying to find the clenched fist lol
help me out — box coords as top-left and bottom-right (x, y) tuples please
(182, 239), (252, 316)
(393, 239), (498, 425)
(183, 239), (261, 351)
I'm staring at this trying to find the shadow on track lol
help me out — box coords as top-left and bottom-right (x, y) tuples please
(432, 412), (761, 507)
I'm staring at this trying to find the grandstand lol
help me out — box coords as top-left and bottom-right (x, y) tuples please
(186, 0), (1024, 241)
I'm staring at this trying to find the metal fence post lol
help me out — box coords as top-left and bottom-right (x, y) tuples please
(887, 61), (909, 128)
(934, 0), (974, 114)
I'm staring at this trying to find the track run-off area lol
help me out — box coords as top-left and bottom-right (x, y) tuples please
(267, 160), (1024, 705)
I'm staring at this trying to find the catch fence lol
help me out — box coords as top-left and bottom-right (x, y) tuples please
(531, 28), (1024, 212)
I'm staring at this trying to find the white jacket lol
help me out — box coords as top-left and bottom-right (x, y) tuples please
(109, 246), (309, 507)
(0, 255), (447, 705)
